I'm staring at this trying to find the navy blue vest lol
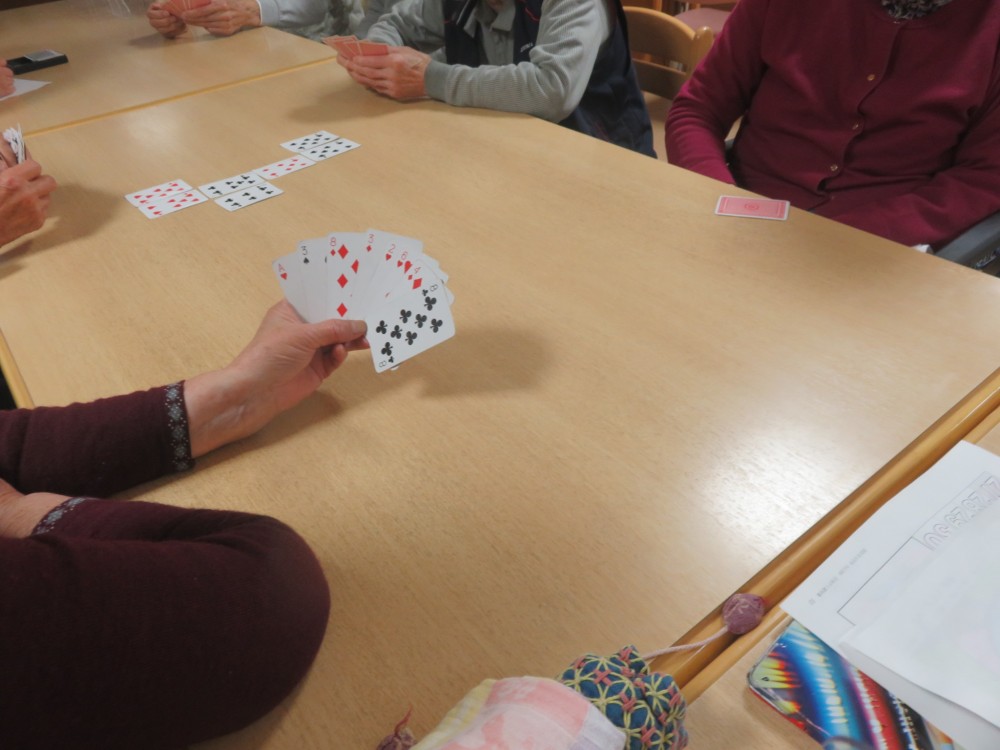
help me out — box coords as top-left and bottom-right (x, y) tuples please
(442, 0), (655, 157)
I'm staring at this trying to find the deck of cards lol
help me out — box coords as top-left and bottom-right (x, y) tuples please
(273, 229), (455, 373)
(162, 0), (210, 17)
(123, 130), (359, 219)
(322, 36), (390, 60)
(2, 124), (25, 165)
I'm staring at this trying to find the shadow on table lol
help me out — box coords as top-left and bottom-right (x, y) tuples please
(0, 183), (119, 265)
(348, 325), (549, 400)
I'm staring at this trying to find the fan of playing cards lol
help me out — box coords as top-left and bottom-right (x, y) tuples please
(2, 125), (25, 165)
(272, 229), (455, 373)
(162, 0), (210, 16)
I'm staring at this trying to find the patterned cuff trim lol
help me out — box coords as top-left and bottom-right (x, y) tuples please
(166, 382), (194, 473)
(33, 496), (90, 535)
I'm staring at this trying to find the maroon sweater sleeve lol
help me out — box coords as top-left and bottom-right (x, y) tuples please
(0, 384), (192, 496)
(0, 498), (330, 750)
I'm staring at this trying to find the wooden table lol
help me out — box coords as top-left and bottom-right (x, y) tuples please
(5, 60), (1000, 747)
(0, 0), (333, 134)
(682, 392), (1000, 749)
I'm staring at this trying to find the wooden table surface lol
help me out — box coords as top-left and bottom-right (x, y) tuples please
(4, 60), (1000, 747)
(682, 399), (1000, 750)
(0, 0), (333, 134)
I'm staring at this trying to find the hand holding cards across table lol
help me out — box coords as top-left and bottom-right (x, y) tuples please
(322, 36), (390, 61)
(272, 230), (455, 373)
(2, 125), (25, 166)
(0, 124), (58, 248)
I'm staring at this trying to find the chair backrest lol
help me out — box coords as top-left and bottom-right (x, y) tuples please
(624, 7), (715, 99)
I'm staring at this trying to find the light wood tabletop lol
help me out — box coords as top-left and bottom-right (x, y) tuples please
(683, 409), (1000, 750)
(0, 0), (333, 135)
(4, 60), (1000, 746)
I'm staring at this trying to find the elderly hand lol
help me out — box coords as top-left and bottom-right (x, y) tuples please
(0, 63), (13, 98)
(339, 46), (431, 100)
(0, 139), (58, 249)
(183, 301), (369, 457)
(182, 0), (261, 36)
(147, 2), (187, 38)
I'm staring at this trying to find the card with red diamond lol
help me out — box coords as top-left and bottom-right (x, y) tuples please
(319, 232), (368, 321)
(271, 230), (454, 372)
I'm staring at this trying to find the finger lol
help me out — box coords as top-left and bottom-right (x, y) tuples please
(0, 160), (43, 188)
(326, 343), (350, 374)
(350, 70), (387, 89)
(309, 318), (367, 348)
(345, 336), (370, 352)
(0, 138), (15, 167)
(30, 173), (58, 200)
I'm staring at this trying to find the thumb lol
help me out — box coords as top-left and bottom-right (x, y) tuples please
(0, 476), (22, 502)
(308, 318), (367, 348)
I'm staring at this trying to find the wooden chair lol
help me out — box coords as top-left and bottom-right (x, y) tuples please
(622, 0), (664, 9)
(625, 7), (715, 100)
(625, 8), (715, 161)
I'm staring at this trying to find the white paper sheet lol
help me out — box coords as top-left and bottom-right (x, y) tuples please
(784, 440), (1000, 749)
(0, 78), (50, 101)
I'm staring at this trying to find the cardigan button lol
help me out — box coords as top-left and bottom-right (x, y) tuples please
(829, 164), (840, 172)
(866, 73), (876, 82)
(851, 121), (862, 130)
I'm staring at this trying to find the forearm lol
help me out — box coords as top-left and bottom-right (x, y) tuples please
(0, 498), (329, 749)
(425, 0), (607, 122)
(0, 386), (191, 497)
(665, 0), (766, 180)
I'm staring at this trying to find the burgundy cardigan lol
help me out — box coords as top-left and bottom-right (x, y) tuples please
(0, 387), (330, 749)
(666, 0), (1000, 248)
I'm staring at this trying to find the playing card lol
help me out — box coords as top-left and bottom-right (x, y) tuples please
(198, 172), (265, 198)
(365, 282), (455, 373)
(136, 189), (208, 219)
(296, 237), (331, 322)
(214, 182), (283, 211)
(320, 232), (369, 320)
(715, 195), (790, 220)
(253, 155), (315, 181)
(358, 230), (425, 313)
(165, 0), (208, 15)
(280, 131), (339, 155)
(322, 35), (357, 60)
(357, 41), (390, 56)
(2, 125), (24, 164)
(301, 138), (360, 162)
(272, 249), (309, 321)
(125, 179), (193, 207)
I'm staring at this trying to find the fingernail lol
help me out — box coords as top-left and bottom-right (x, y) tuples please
(346, 320), (367, 336)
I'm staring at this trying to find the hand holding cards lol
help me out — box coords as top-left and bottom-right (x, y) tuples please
(273, 230), (455, 373)
(162, 0), (210, 17)
(322, 36), (390, 61)
(0, 124), (58, 248)
(2, 125), (25, 165)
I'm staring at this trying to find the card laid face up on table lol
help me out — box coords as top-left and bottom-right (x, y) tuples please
(272, 229), (455, 373)
(122, 130), (359, 219)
